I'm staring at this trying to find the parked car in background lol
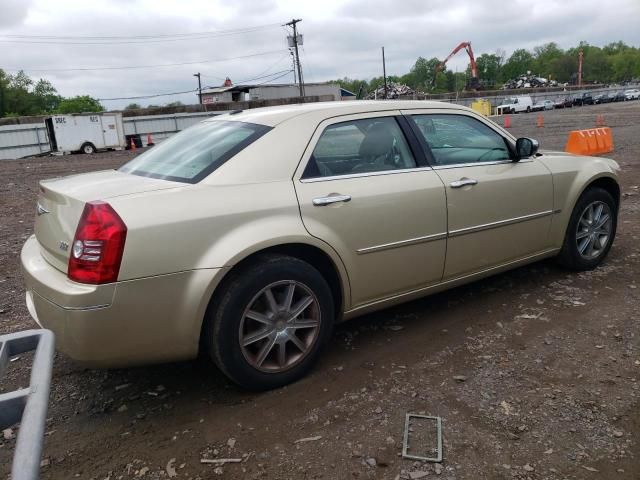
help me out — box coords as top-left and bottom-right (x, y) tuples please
(573, 93), (594, 106)
(21, 101), (621, 390)
(614, 91), (627, 102)
(594, 93), (615, 104)
(624, 89), (640, 100)
(539, 100), (555, 110)
(554, 97), (573, 109)
(497, 96), (534, 114)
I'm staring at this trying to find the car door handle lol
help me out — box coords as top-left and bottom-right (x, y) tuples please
(449, 178), (478, 188)
(312, 194), (352, 206)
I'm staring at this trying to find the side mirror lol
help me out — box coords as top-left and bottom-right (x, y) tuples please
(515, 137), (539, 160)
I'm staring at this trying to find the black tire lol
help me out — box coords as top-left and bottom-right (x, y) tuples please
(526, 106), (531, 113)
(557, 187), (617, 270)
(204, 254), (335, 390)
(81, 142), (96, 154)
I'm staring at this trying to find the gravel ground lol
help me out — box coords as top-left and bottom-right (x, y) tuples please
(1, 101), (639, 479)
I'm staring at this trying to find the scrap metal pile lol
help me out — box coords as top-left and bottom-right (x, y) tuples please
(366, 83), (417, 99)
(503, 73), (558, 89)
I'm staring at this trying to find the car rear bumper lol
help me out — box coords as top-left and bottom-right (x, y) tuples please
(21, 235), (223, 367)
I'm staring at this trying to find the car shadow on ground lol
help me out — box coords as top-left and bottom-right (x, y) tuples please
(50, 257), (571, 417)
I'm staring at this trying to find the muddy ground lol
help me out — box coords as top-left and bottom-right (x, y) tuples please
(1, 101), (639, 480)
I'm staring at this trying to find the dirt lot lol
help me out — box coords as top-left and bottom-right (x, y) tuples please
(1, 101), (639, 479)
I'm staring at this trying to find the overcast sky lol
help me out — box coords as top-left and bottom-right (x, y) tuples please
(2, 0), (639, 109)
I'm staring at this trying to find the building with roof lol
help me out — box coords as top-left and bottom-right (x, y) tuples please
(200, 82), (354, 104)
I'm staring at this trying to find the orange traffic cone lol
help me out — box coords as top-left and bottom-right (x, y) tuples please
(146, 134), (154, 147)
(503, 115), (511, 128)
(595, 114), (606, 127)
(130, 137), (137, 150)
(536, 114), (544, 128)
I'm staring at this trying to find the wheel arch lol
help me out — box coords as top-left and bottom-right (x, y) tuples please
(552, 171), (620, 248)
(197, 240), (351, 355)
(582, 175), (620, 210)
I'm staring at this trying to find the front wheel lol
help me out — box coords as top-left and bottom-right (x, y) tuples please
(557, 187), (617, 270)
(204, 254), (335, 390)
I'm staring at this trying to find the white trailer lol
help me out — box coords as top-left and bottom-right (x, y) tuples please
(44, 113), (126, 155)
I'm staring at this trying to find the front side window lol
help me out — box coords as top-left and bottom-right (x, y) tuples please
(410, 114), (511, 167)
(119, 120), (270, 183)
(302, 116), (416, 179)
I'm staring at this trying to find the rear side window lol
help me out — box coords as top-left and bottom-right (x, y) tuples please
(302, 117), (417, 179)
(119, 120), (271, 183)
(410, 114), (511, 166)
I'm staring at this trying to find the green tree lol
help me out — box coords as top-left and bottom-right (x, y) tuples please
(533, 42), (564, 78)
(56, 95), (104, 114)
(475, 53), (502, 86)
(410, 57), (441, 90)
(124, 103), (141, 110)
(32, 79), (61, 113)
(502, 49), (535, 81)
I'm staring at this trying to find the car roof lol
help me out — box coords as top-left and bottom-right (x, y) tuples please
(205, 100), (470, 127)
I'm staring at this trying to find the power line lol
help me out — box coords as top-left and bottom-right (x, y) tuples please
(0, 24), (282, 45)
(97, 88), (198, 102)
(5, 50), (288, 73)
(254, 70), (295, 86)
(216, 69), (294, 87)
(0, 23), (281, 40)
(98, 70), (293, 102)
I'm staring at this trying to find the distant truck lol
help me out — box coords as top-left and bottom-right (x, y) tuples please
(496, 96), (533, 114)
(44, 112), (126, 155)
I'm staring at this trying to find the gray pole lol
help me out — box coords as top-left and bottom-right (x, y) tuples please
(285, 19), (305, 97)
(193, 72), (202, 106)
(382, 47), (388, 100)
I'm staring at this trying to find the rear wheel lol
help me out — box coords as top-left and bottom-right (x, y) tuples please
(81, 142), (96, 154)
(557, 187), (617, 270)
(205, 254), (334, 390)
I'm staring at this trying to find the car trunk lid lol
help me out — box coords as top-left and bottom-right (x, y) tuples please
(34, 170), (182, 273)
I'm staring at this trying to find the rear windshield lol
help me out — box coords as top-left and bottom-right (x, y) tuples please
(119, 120), (271, 183)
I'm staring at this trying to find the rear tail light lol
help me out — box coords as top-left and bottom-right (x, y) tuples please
(68, 201), (127, 284)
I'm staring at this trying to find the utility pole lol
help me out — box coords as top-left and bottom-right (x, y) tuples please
(285, 18), (305, 97)
(290, 51), (297, 84)
(577, 49), (584, 87)
(382, 47), (388, 100)
(193, 72), (202, 106)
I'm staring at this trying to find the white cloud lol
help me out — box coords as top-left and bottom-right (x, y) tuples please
(0, 0), (638, 108)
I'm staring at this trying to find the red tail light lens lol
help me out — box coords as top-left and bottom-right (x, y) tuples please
(68, 201), (127, 284)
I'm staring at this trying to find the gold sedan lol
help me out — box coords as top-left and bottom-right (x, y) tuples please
(22, 101), (620, 390)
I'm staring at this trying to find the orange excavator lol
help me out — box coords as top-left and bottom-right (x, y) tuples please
(433, 41), (482, 90)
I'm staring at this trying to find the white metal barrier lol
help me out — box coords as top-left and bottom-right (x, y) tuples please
(0, 111), (225, 160)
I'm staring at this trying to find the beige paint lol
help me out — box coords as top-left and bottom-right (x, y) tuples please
(21, 100), (620, 367)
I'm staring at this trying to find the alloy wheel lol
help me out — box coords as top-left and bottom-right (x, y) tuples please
(576, 200), (613, 259)
(239, 280), (321, 373)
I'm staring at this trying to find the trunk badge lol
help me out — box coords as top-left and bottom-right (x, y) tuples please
(59, 241), (69, 252)
(36, 203), (50, 216)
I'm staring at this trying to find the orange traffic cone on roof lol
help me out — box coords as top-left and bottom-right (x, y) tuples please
(503, 115), (511, 128)
(130, 137), (137, 150)
(147, 134), (154, 147)
(536, 113), (544, 128)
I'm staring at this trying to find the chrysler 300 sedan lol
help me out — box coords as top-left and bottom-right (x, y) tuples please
(22, 101), (620, 390)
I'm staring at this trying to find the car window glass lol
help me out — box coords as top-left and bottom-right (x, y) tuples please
(119, 120), (270, 183)
(411, 114), (511, 166)
(302, 117), (416, 179)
